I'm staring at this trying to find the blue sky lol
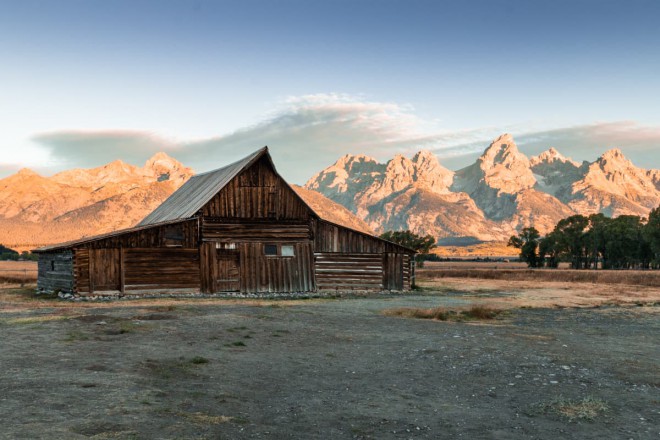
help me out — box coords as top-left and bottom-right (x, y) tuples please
(1, 0), (659, 183)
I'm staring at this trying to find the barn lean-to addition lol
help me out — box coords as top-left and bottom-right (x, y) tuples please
(33, 147), (415, 296)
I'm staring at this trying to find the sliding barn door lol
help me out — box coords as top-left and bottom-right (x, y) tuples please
(89, 249), (121, 292)
(215, 250), (240, 292)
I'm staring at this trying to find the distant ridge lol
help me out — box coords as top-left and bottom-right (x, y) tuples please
(305, 134), (660, 240)
(0, 154), (376, 251)
(0, 153), (194, 251)
(1, 136), (658, 251)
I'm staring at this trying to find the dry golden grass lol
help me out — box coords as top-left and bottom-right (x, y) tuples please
(418, 267), (660, 287)
(0, 261), (37, 283)
(3, 315), (74, 325)
(383, 305), (505, 322)
(539, 397), (609, 422)
(417, 276), (660, 310)
(431, 241), (518, 258)
(424, 261), (530, 269)
(178, 412), (238, 425)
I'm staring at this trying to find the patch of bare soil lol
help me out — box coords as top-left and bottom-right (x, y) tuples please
(0, 286), (658, 439)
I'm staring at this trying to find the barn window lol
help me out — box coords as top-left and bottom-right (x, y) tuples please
(163, 225), (184, 247)
(264, 244), (278, 256)
(281, 245), (295, 257)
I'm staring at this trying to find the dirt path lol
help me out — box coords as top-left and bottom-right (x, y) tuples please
(0, 287), (658, 439)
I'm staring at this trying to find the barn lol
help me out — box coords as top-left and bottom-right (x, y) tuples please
(33, 147), (415, 296)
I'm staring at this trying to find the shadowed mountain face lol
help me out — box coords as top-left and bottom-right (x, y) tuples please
(305, 134), (660, 240)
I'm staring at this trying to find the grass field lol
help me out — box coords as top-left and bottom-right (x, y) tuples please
(0, 261), (37, 284)
(432, 240), (518, 258)
(418, 262), (660, 287)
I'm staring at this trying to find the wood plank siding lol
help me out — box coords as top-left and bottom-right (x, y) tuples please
(200, 241), (315, 294)
(202, 157), (310, 221)
(312, 219), (414, 291)
(315, 253), (383, 290)
(202, 220), (311, 241)
(313, 219), (404, 253)
(37, 251), (74, 293)
(123, 248), (200, 290)
(74, 247), (200, 294)
(68, 219), (200, 294)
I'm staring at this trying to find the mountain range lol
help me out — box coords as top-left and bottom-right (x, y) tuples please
(304, 134), (660, 240)
(0, 133), (658, 251)
(0, 153), (194, 250)
(0, 153), (371, 251)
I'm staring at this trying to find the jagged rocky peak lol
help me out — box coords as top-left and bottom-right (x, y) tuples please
(530, 147), (584, 200)
(411, 150), (454, 192)
(143, 152), (192, 184)
(144, 152), (184, 172)
(379, 154), (415, 193)
(479, 133), (529, 167)
(474, 133), (536, 192)
(597, 148), (634, 169)
(99, 159), (137, 177)
(581, 148), (655, 190)
(386, 154), (414, 175)
(304, 153), (383, 195)
(333, 153), (381, 173)
(412, 149), (438, 165)
(530, 147), (579, 167)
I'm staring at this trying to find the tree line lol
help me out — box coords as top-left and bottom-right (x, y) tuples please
(0, 244), (39, 261)
(509, 206), (660, 269)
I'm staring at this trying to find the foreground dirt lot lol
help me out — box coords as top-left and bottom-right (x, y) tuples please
(1, 282), (658, 439)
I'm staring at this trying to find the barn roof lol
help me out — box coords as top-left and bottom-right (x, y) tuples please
(33, 218), (196, 253)
(139, 147), (268, 226)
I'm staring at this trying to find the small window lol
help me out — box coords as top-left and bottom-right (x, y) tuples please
(164, 225), (184, 240)
(264, 244), (278, 256)
(163, 225), (184, 247)
(50, 260), (55, 271)
(281, 245), (295, 257)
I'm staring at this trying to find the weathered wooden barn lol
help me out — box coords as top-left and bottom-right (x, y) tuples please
(34, 147), (415, 296)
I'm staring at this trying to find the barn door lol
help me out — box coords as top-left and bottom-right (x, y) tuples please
(215, 249), (240, 292)
(89, 248), (121, 292)
(383, 252), (404, 291)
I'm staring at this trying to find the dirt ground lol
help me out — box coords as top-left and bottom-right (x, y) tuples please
(0, 281), (658, 440)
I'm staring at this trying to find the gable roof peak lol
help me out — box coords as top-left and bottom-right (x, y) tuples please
(138, 147), (270, 226)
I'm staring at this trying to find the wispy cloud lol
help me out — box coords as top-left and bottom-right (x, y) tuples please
(31, 94), (500, 182)
(32, 130), (178, 169)
(27, 95), (660, 182)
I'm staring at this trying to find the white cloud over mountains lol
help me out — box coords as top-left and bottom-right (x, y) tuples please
(25, 94), (660, 183)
